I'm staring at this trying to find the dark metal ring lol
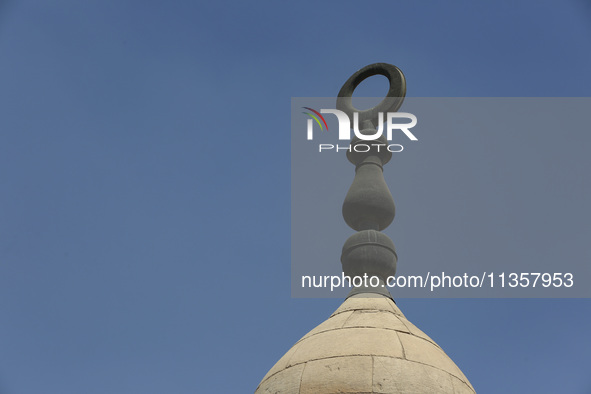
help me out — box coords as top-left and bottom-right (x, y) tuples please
(336, 63), (406, 128)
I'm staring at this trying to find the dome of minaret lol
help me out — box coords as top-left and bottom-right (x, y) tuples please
(256, 63), (475, 394)
(255, 293), (475, 393)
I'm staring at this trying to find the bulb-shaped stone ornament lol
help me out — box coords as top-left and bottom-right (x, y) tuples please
(342, 133), (395, 232)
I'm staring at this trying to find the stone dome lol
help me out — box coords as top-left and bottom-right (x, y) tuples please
(255, 293), (475, 394)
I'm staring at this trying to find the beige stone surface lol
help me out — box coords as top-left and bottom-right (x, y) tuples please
(330, 294), (405, 318)
(343, 310), (410, 333)
(256, 364), (305, 394)
(297, 310), (354, 341)
(398, 332), (464, 382)
(372, 356), (454, 393)
(255, 294), (476, 394)
(451, 375), (477, 394)
(300, 356), (373, 394)
(260, 342), (300, 383)
(399, 319), (438, 347)
(288, 327), (404, 366)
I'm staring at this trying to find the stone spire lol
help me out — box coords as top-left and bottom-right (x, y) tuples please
(255, 63), (476, 394)
(339, 64), (402, 298)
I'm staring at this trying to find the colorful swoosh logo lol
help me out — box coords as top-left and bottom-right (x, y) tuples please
(302, 107), (328, 131)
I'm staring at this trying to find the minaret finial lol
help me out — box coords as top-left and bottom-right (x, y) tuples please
(337, 63), (406, 297)
(255, 63), (476, 394)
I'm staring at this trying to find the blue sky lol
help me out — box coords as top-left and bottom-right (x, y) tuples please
(1, 1), (590, 393)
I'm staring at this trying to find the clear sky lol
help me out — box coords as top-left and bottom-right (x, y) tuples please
(0, 1), (590, 393)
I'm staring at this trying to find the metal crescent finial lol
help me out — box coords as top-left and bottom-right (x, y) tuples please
(336, 63), (406, 129)
(339, 63), (404, 297)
